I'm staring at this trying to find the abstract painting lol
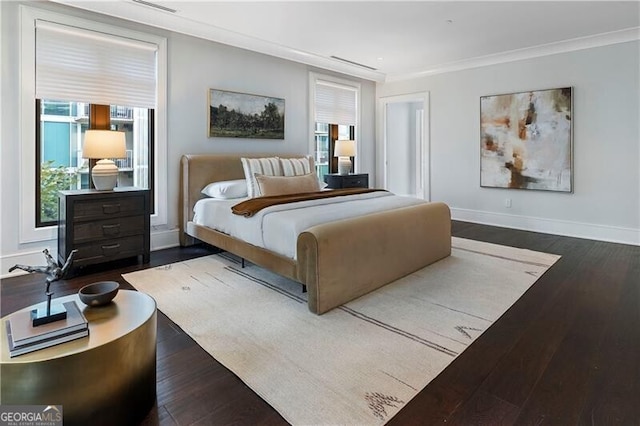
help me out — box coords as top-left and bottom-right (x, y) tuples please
(208, 89), (285, 139)
(480, 87), (572, 192)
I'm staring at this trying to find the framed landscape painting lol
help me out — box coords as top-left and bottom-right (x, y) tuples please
(208, 89), (285, 139)
(480, 87), (572, 192)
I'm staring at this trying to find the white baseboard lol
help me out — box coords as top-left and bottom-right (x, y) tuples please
(451, 207), (640, 246)
(1, 229), (181, 280)
(150, 228), (180, 251)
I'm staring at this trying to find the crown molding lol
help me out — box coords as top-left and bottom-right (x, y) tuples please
(386, 26), (640, 82)
(46, 1), (639, 84)
(49, 0), (386, 82)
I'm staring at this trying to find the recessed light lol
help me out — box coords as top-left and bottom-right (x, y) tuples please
(377, 57), (384, 61)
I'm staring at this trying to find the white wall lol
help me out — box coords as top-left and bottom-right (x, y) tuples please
(378, 41), (640, 244)
(0, 1), (376, 271)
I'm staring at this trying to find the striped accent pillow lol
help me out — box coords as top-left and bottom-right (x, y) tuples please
(280, 156), (315, 177)
(241, 157), (283, 197)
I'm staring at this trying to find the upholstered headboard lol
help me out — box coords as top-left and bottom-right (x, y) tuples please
(179, 154), (301, 245)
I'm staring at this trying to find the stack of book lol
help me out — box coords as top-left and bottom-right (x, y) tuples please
(5, 301), (89, 357)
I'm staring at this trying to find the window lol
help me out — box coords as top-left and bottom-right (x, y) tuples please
(19, 9), (166, 240)
(310, 75), (359, 180)
(36, 100), (153, 226)
(20, 6), (167, 243)
(314, 123), (329, 177)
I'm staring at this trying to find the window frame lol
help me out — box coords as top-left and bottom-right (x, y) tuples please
(19, 5), (167, 244)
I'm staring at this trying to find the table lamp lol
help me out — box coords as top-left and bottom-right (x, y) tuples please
(83, 130), (126, 190)
(334, 139), (355, 175)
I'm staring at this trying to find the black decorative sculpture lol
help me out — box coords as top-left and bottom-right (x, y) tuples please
(9, 249), (78, 326)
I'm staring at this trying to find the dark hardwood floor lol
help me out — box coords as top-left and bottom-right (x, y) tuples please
(2, 221), (638, 425)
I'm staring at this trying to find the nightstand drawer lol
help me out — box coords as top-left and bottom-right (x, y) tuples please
(341, 176), (367, 188)
(72, 235), (145, 266)
(73, 215), (146, 243)
(72, 195), (146, 221)
(324, 173), (369, 189)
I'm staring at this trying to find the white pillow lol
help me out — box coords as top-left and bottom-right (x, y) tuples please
(201, 179), (248, 199)
(241, 157), (283, 197)
(279, 156), (315, 176)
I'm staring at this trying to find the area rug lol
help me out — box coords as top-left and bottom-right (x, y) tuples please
(122, 237), (560, 425)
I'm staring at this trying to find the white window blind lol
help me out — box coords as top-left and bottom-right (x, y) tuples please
(314, 80), (357, 125)
(36, 20), (157, 108)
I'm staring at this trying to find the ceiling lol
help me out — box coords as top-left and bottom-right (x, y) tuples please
(52, 1), (640, 82)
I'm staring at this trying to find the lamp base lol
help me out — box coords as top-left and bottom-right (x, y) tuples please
(91, 159), (119, 191)
(337, 157), (352, 175)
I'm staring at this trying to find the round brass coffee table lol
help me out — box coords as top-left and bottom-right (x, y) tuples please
(1, 290), (157, 426)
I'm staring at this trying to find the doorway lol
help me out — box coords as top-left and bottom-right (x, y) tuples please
(378, 92), (430, 199)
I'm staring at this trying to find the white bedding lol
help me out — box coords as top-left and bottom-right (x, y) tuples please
(193, 192), (426, 259)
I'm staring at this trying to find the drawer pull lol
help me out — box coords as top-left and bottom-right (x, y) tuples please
(102, 224), (121, 236)
(102, 203), (121, 214)
(101, 243), (121, 256)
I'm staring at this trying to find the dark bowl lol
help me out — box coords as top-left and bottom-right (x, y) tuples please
(78, 281), (119, 307)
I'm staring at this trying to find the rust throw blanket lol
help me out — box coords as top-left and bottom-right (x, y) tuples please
(232, 188), (387, 217)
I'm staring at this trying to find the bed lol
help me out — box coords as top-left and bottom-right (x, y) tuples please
(180, 154), (452, 314)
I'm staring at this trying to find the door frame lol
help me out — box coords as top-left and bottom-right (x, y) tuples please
(377, 92), (430, 200)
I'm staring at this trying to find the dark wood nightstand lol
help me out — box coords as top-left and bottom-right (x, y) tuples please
(58, 188), (150, 268)
(324, 173), (369, 189)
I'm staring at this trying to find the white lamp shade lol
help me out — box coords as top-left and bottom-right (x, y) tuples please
(334, 140), (356, 157)
(83, 130), (126, 159)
